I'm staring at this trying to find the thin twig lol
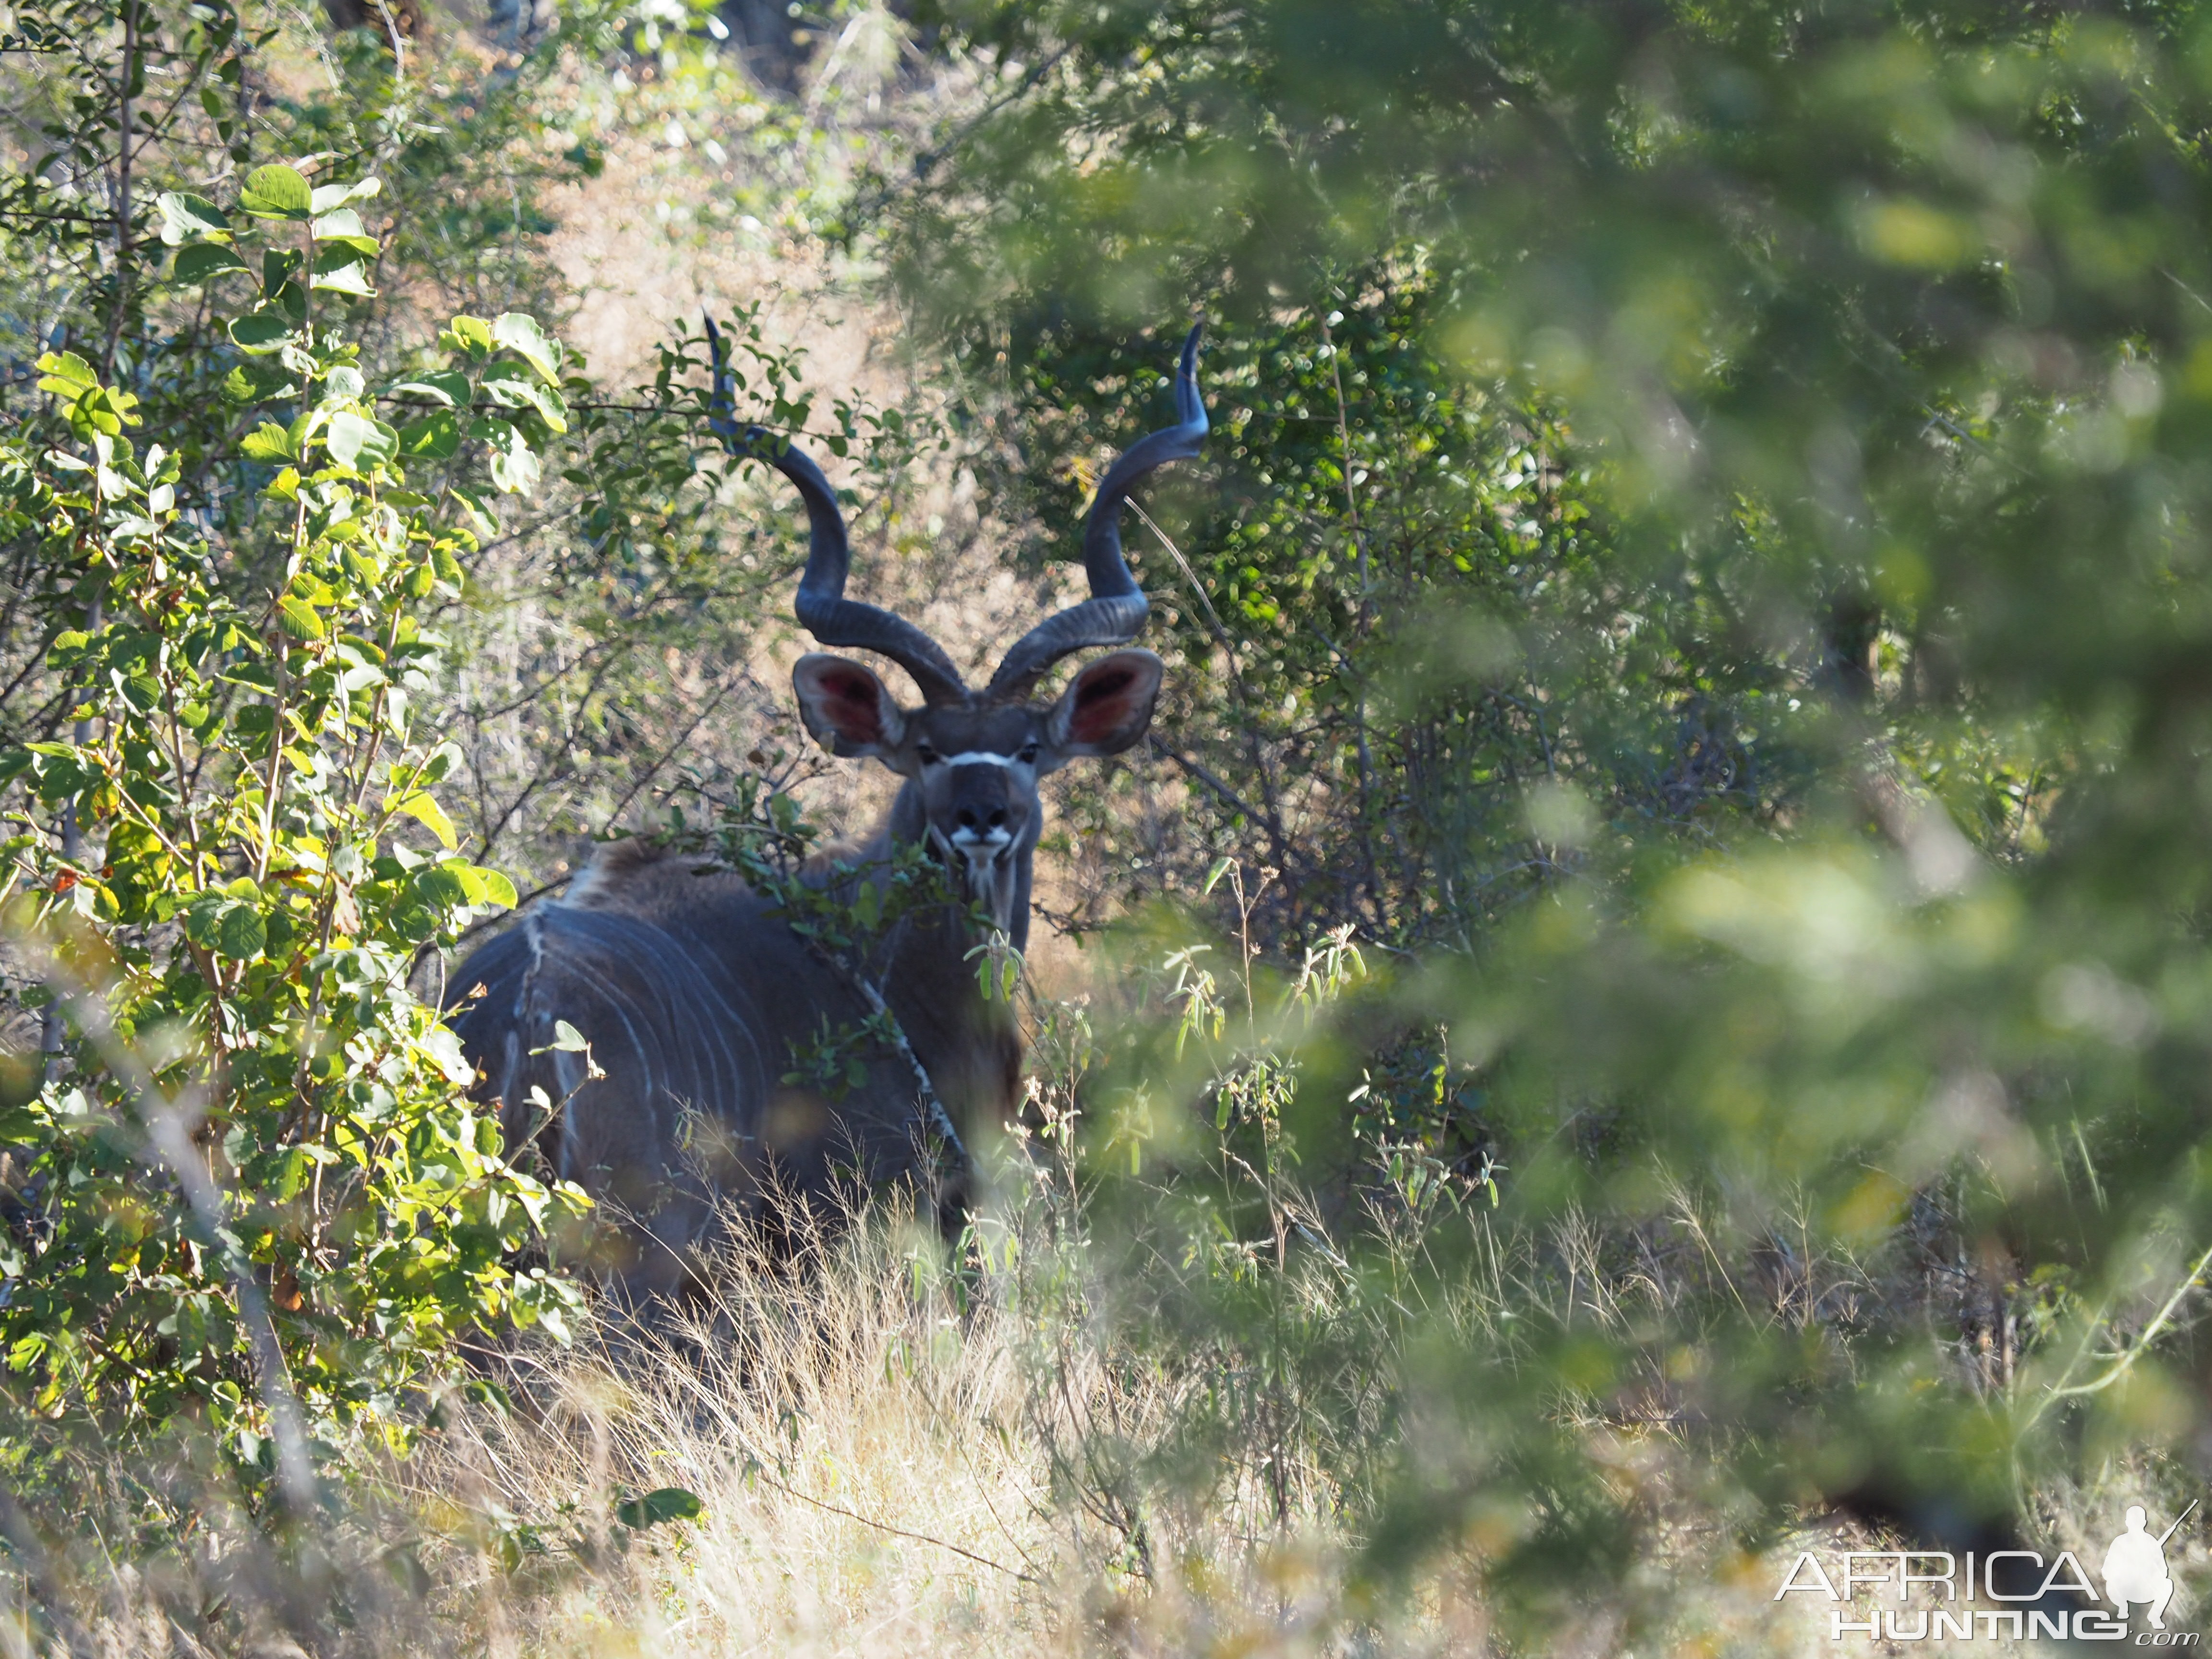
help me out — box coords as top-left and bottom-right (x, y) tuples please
(1145, 734), (1274, 833)
(742, 1463), (1035, 1582)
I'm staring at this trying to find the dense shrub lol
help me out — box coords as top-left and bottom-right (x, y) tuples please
(0, 163), (591, 1527)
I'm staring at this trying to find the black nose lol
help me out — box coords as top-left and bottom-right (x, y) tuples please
(958, 805), (1009, 831)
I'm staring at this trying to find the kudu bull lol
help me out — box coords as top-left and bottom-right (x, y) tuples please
(446, 325), (1207, 1296)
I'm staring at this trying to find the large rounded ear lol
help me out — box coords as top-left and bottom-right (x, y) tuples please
(1047, 649), (1164, 759)
(793, 653), (905, 759)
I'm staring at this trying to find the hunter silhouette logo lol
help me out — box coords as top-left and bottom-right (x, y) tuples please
(1774, 1500), (2199, 1643)
(2104, 1503), (2193, 1631)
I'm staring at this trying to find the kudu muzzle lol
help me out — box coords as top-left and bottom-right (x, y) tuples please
(925, 762), (1028, 933)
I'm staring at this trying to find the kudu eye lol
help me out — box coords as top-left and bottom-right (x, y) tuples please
(1018, 743), (1039, 765)
(915, 744), (940, 766)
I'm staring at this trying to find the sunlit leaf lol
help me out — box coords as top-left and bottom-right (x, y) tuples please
(276, 597), (325, 640)
(491, 313), (562, 383)
(240, 423), (293, 463)
(308, 175), (380, 214)
(156, 192), (231, 246)
(389, 792), (457, 850)
(228, 313), (290, 354)
(238, 164), (313, 219)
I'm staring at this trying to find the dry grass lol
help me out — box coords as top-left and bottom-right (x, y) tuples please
(375, 1187), (1876, 1659)
(431, 1209), (1053, 1657)
(19, 1169), (2171, 1659)
(403, 1194), (1462, 1659)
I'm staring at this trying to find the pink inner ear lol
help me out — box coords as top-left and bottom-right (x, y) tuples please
(817, 668), (887, 744)
(1069, 667), (1140, 745)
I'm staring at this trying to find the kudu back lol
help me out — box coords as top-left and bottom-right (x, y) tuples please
(446, 325), (1208, 1297)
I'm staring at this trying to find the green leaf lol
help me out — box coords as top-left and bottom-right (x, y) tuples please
(368, 418), (402, 468)
(447, 315), (494, 357)
(398, 410), (460, 460)
(262, 248), (303, 296)
(311, 249), (378, 297)
(385, 370), (468, 407)
(550, 1020), (589, 1052)
(238, 164), (313, 219)
(480, 365), (569, 433)
(389, 791), (457, 849)
(35, 351), (95, 397)
(156, 192), (231, 246)
(325, 410), (397, 471)
(469, 866), (518, 908)
(419, 741), (461, 784)
(173, 241), (250, 283)
(309, 207), (380, 256)
(308, 175), (380, 214)
(228, 313), (291, 355)
(491, 313), (563, 384)
(449, 487), (495, 529)
(411, 861), (466, 902)
(225, 361), (298, 403)
(276, 597), (326, 640)
(214, 904), (266, 961)
(615, 1488), (703, 1530)
(240, 423), (294, 463)
(180, 897), (222, 948)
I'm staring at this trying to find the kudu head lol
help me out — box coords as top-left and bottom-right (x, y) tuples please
(710, 323), (1208, 951)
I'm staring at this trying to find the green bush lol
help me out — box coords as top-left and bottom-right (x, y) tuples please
(0, 162), (588, 1523)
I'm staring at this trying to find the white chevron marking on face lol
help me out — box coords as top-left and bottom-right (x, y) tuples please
(940, 751), (1022, 769)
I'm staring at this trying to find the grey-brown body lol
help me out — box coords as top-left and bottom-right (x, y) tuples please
(447, 836), (1016, 1294)
(445, 321), (1206, 1299)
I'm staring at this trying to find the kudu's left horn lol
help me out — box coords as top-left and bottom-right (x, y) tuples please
(987, 323), (1208, 701)
(707, 315), (968, 706)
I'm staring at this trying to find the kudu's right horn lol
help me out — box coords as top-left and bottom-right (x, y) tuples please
(708, 315), (968, 706)
(987, 323), (1208, 701)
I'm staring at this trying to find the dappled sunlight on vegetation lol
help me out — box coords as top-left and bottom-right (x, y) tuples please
(6, 0), (2212, 1650)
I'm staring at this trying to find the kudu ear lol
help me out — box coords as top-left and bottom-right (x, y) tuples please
(793, 653), (906, 759)
(1048, 649), (1163, 760)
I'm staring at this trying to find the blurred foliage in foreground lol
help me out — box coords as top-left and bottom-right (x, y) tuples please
(21, 0), (2212, 1648)
(878, 0), (2212, 1635)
